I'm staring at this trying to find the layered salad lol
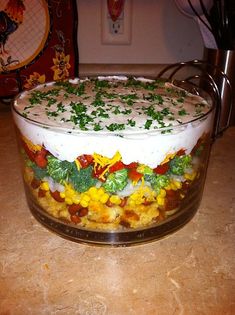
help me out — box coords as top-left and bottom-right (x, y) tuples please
(13, 77), (214, 230)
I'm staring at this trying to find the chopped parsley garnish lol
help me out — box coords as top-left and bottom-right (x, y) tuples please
(127, 119), (136, 127)
(106, 123), (125, 131)
(55, 81), (85, 96)
(144, 119), (153, 130)
(93, 123), (103, 131)
(57, 102), (66, 112)
(144, 93), (163, 104)
(91, 92), (105, 107)
(94, 79), (110, 89)
(178, 109), (188, 116)
(71, 101), (87, 114)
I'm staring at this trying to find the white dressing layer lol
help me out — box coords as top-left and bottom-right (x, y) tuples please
(13, 77), (214, 167)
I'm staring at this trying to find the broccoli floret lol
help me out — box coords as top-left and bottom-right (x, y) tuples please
(47, 156), (74, 184)
(103, 169), (128, 193)
(145, 173), (169, 193)
(169, 155), (192, 175)
(31, 163), (49, 180)
(69, 164), (97, 192)
(137, 164), (153, 175)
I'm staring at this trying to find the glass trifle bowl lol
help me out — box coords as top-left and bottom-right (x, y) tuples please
(12, 74), (216, 245)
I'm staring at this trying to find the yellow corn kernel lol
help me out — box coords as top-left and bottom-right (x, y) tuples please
(72, 195), (81, 204)
(80, 200), (89, 208)
(184, 172), (196, 181)
(65, 197), (73, 205)
(88, 186), (97, 195)
(97, 187), (105, 196)
(40, 181), (50, 191)
(157, 196), (165, 206)
(135, 199), (143, 205)
(165, 185), (171, 190)
(60, 192), (66, 198)
(82, 194), (91, 202)
(128, 199), (136, 207)
(170, 182), (178, 191)
(110, 195), (121, 205)
(65, 185), (76, 197)
(159, 189), (166, 197)
(100, 193), (109, 204)
(130, 193), (138, 201)
(172, 180), (182, 189)
(59, 210), (69, 218)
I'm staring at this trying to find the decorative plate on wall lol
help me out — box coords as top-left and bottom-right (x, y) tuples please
(0, 0), (78, 99)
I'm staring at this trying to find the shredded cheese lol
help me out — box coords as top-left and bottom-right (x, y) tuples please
(22, 135), (42, 152)
(160, 152), (176, 165)
(93, 151), (122, 180)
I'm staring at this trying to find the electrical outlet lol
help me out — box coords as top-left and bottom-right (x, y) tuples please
(101, 0), (132, 45)
(109, 13), (124, 35)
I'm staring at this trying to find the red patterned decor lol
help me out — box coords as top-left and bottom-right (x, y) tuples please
(0, 0), (79, 100)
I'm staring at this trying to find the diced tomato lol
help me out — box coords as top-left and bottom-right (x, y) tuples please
(128, 168), (143, 182)
(109, 161), (125, 173)
(93, 166), (107, 182)
(153, 163), (169, 175)
(34, 148), (48, 168)
(176, 149), (186, 156)
(22, 141), (35, 161)
(125, 162), (139, 169)
(50, 190), (65, 202)
(77, 154), (93, 168)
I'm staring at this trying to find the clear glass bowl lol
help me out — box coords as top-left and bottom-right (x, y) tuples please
(12, 77), (216, 245)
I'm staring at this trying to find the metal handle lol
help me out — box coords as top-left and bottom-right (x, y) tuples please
(157, 60), (233, 140)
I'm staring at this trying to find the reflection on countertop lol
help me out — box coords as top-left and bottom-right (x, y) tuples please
(0, 110), (234, 315)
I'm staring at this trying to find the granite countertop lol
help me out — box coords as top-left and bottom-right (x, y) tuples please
(0, 109), (234, 315)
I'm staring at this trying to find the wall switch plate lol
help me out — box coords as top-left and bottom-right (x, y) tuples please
(101, 0), (132, 45)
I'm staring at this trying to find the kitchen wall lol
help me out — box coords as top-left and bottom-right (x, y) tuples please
(77, 0), (204, 65)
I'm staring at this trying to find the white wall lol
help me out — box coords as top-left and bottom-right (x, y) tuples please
(77, 0), (204, 64)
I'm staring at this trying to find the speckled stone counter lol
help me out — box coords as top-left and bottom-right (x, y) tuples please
(0, 109), (234, 315)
